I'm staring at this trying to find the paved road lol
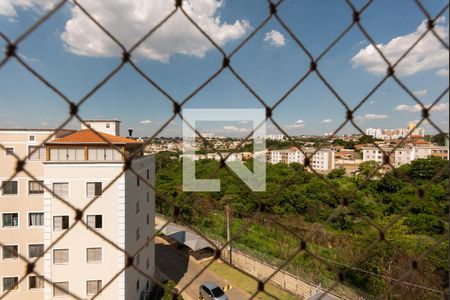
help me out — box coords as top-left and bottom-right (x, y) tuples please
(155, 237), (251, 300)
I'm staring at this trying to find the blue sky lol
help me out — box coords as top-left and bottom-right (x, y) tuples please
(0, 0), (448, 137)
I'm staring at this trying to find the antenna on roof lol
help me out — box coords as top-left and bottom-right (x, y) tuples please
(128, 128), (133, 138)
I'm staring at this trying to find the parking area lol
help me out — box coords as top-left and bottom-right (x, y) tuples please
(155, 236), (251, 300)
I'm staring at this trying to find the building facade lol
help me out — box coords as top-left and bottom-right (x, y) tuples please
(269, 148), (335, 172)
(0, 122), (155, 300)
(362, 145), (448, 168)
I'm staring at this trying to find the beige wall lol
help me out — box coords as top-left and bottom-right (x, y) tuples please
(124, 156), (155, 300)
(43, 162), (124, 300)
(42, 155), (155, 300)
(81, 121), (120, 136)
(0, 130), (53, 299)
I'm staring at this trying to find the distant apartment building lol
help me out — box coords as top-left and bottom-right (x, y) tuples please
(365, 127), (383, 139)
(366, 122), (425, 140)
(0, 120), (155, 300)
(362, 144), (448, 168)
(269, 148), (335, 172)
(266, 134), (285, 141)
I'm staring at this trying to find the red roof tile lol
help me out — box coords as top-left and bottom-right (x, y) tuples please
(47, 129), (141, 145)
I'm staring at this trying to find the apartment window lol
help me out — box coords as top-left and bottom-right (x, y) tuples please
(50, 147), (84, 161)
(106, 123), (110, 128)
(2, 213), (19, 227)
(2, 277), (18, 291)
(29, 275), (44, 289)
(86, 248), (102, 263)
(28, 146), (46, 161)
(29, 212), (44, 227)
(53, 282), (69, 297)
(29, 244), (44, 258)
(86, 182), (102, 197)
(86, 280), (102, 296)
(146, 169), (150, 180)
(136, 253), (140, 265)
(88, 148), (120, 161)
(53, 216), (69, 231)
(29, 181), (44, 195)
(146, 191), (150, 202)
(2, 245), (18, 259)
(53, 183), (68, 198)
(53, 249), (69, 264)
(29, 135), (35, 141)
(136, 280), (139, 291)
(137, 176), (140, 186)
(5, 147), (14, 156)
(146, 257), (149, 270)
(86, 215), (102, 229)
(136, 227), (140, 241)
(2, 181), (18, 195)
(136, 201), (140, 214)
(146, 214), (149, 225)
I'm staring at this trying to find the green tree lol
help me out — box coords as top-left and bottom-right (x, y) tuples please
(403, 213), (446, 235)
(408, 157), (448, 181)
(328, 168), (346, 179)
(162, 281), (184, 300)
(357, 160), (380, 179)
(430, 132), (449, 146)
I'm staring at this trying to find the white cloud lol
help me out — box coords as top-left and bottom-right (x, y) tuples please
(263, 29), (286, 47)
(140, 119), (152, 125)
(286, 119), (305, 129)
(395, 102), (449, 113)
(436, 68), (449, 77)
(0, 0), (56, 17)
(59, 0), (249, 62)
(321, 118), (333, 123)
(238, 120), (249, 124)
(222, 125), (249, 132)
(351, 17), (449, 76)
(412, 89), (427, 97)
(355, 114), (388, 121)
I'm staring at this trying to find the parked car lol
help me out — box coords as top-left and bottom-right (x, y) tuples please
(199, 281), (228, 300)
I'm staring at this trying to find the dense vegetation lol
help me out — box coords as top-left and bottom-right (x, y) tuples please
(155, 152), (449, 299)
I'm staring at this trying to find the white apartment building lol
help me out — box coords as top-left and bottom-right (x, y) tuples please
(265, 134), (285, 141)
(269, 148), (335, 172)
(365, 127), (383, 139)
(0, 121), (155, 300)
(362, 145), (448, 168)
(269, 149), (303, 164)
(306, 148), (335, 172)
(366, 122), (425, 141)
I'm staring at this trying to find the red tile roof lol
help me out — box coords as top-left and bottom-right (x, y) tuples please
(46, 129), (141, 145)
